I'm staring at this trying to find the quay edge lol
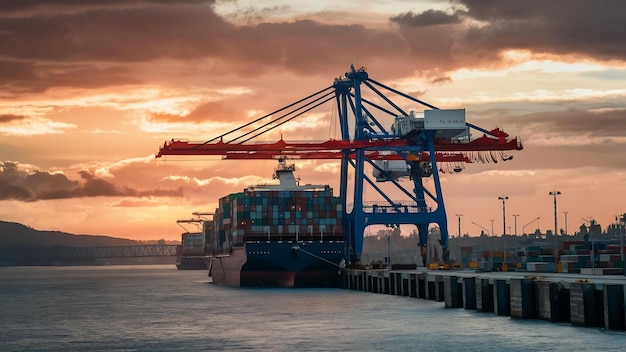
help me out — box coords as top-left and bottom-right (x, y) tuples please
(342, 268), (626, 331)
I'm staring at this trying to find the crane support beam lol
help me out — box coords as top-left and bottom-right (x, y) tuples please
(157, 133), (521, 158)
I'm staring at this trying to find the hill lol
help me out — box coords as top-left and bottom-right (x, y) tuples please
(0, 220), (141, 247)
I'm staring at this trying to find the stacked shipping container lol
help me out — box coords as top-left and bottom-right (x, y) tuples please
(210, 187), (344, 253)
(459, 240), (625, 274)
(181, 232), (205, 256)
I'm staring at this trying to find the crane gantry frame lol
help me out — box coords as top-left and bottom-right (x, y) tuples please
(157, 66), (522, 266)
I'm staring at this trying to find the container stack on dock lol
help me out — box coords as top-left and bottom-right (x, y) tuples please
(560, 241), (624, 274)
(521, 244), (555, 273)
(457, 239), (624, 274)
(460, 246), (475, 268)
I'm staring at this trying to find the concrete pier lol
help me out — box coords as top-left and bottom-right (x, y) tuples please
(409, 274), (417, 298)
(476, 278), (493, 313)
(435, 275), (445, 302)
(343, 268), (626, 331)
(417, 273), (426, 299)
(603, 284), (625, 330)
(443, 276), (461, 308)
(494, 279), (510, 316)
(510, 278), (535, 319)
(569, 282), (600, 326)
(463, 277), (476, 310)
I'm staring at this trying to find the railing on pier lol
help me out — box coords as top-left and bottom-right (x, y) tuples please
(362, 201), (431, 214)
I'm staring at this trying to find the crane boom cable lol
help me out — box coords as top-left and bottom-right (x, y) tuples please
(238, 95), (336, 144)
(357, 94), (401, 118)
(366, 77), (439, 110)
(346, 94), (389, 136)
(196, 85), (334, 147)
(361, 79), (409, 117)
(358, 99), (390, 136)
(229, 90), (335, 143)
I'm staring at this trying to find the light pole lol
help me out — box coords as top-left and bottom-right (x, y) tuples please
(387, 229), (391, 267)
(549, 190), (561, 266)
(455, 213), (463, 264)
(615, 213), (626, 275)
(513, 214), (519, 262)
(522, 216), (540, 235)
(618, 214), (625, 276)
(455, 214), (463, 238)
(563, 211), (568, 236)
(471, 221), (492, 268)
(471, 221), (489, 236)
(498, 196), (508, 263)
(490, 219), (495, 268)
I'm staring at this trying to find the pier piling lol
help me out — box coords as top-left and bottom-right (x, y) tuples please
(342, 268), (626, 331)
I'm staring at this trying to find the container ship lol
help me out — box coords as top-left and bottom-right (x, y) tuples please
(175, 216), (212, 270)
(176, 230), (209, 270)
(205, 159), (345, 287)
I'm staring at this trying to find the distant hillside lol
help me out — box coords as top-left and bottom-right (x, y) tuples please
(0, 220), (141, 247)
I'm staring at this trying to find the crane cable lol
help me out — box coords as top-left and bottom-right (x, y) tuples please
(194, 85), (334, 148)
(238, 95), (335, 144)
(231, 91), (335, 144)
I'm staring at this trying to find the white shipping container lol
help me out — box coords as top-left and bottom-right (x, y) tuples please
(424, 109), (468, 139)
(560, 255), (580, 262)
(526, 262), (556, 272)
(424, 109), (466, 129)
(580, 268), (604, 275)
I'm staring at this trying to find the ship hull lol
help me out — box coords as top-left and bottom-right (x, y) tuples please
(176, 256), (209, 270)
(210, 241), (344, 287)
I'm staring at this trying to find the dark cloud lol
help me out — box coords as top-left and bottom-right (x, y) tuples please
(0, 0), (623, 97)
(454, 0), (626, 61)
(0, 2), (403, 66)
(0, 161), (183, 201)
(388, 0), (626, 75)
(0, 2), (228, 63)
(0, 1), (408, 94)
(511, 108), (626, 138)
(0, 114), (26, 123)
(390, 9), (463, 27)
(0, 61), (138, 94)
(0, 0), (213, 16)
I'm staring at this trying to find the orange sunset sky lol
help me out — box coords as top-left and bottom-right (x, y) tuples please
(1, 0), (624, 241)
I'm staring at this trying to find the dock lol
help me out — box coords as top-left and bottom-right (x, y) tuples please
(343, 268), (626, 330)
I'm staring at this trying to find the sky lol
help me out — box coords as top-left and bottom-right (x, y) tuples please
(1, 0), (625, 241)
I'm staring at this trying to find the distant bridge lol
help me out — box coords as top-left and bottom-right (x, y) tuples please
(59, 245), (179, 258)
(0, 244), (180, 265)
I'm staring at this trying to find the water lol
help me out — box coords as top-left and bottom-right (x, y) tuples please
(1, 266), (624, 351)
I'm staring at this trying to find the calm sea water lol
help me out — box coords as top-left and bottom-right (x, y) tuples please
(1, 265), (624, 352)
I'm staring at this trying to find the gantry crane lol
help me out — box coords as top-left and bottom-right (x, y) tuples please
(157, 66), (522, 266)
